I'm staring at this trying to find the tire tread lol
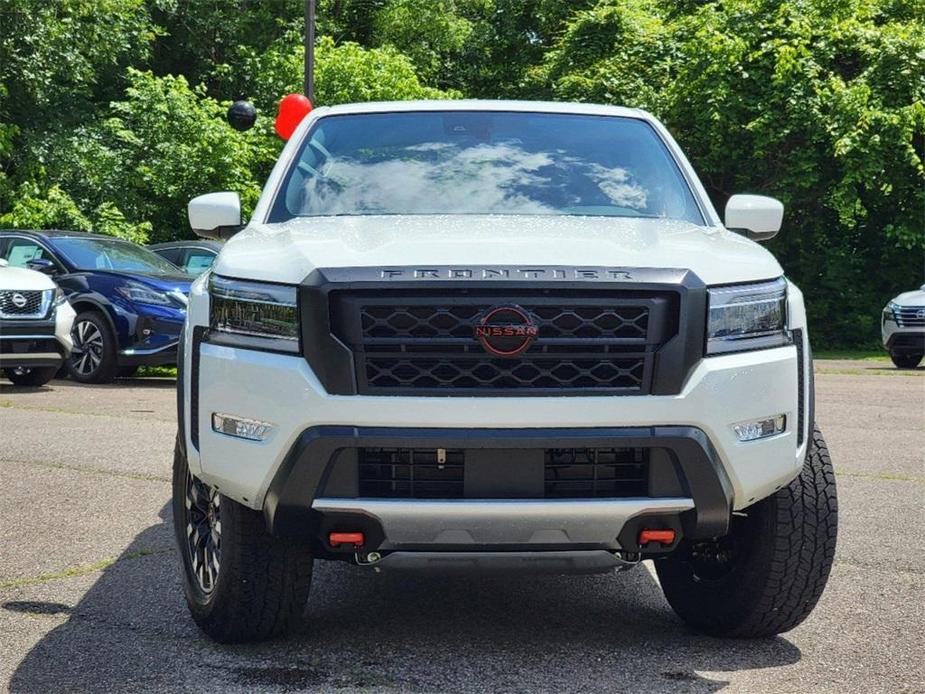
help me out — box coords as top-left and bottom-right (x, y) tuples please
(657, 426), (838, 638)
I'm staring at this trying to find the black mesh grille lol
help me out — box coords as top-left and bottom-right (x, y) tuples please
(359, 448), (465, 498)
(334, 292), (675, 395)
(545, 448), (648, 498)
(365, 356), (645, 390)
(361, 304), (649, 340)
(0, 290), (46, 318)
(355, 447), (649, 499)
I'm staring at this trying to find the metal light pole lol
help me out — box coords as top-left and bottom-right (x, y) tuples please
(304, 0), (315, 101)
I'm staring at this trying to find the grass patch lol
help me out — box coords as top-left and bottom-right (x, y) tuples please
(0, 548), (173, 589)
(7, 458), (170, 483)
(137, 365), (178, 378)
(837, 470), (924, 482)
(814, 349), (887, 360)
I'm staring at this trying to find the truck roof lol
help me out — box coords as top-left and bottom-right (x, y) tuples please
(315, 99), (652, 121)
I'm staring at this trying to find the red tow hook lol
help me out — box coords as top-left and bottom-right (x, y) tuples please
(638, 529), (676, 546)
(328, 532), (365, 548)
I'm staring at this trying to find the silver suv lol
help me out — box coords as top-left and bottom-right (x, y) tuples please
(882, 285), (925, 368)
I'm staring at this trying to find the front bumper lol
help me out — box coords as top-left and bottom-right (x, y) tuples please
(117, 306), (184, 367)
(0, 305), (75, 369)
(883, 327), (925, 355)
(263, 425), (731, 553)
(183, 335), (807, 518)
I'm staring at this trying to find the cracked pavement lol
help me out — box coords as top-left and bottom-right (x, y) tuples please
(0, 362), (923, 693)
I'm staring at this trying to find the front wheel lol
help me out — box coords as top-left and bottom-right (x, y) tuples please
(172, 439), (313, 642)
(890, 351), (922, 369)
(3, 365), (59, 386)
(68, 311), (118, 383)
(656, 426), (837, 638)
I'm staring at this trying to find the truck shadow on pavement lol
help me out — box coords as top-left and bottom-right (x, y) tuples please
(8, 504), (801, 693)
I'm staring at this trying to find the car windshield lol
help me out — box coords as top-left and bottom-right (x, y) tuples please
(53, 237), (181, 274)
(270, 111), (704, 224)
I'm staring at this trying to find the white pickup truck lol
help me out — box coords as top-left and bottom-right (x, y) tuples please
(174, 101), (837, 643)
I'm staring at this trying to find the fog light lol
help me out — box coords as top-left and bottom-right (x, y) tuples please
(733, 414), (786, 442)
(211, 413), (274, 441)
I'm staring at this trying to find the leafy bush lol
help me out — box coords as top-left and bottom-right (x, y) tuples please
(0, 0), (920, 347)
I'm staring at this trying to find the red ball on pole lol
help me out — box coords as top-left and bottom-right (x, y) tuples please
(275, 93), (313, 141)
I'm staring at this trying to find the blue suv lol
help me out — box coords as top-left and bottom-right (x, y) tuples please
(0, 230), (192, 383)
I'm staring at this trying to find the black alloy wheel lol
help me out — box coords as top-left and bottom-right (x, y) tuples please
(184, 471), (222, 594)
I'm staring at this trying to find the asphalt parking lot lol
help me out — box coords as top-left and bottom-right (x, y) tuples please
(0, 360), (922, 693)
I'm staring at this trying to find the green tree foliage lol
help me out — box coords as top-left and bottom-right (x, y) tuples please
(0, 0), (920, 347)
(532, 0), (924, 346)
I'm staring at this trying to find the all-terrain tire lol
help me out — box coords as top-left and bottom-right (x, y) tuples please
(172, 438), (313, 643)
(656, 426), (837, 638)
(3, 366), (59, 386)
(890, 351), (922, 369)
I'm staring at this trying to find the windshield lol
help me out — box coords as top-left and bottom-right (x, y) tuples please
(53, 237), (182, 274)
(269, 111), (704, 224)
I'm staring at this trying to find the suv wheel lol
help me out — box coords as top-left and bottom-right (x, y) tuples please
(68, 311), (118, 383)
(890, 351), (922, 369)
(656, 426), (837, 638)
(3, 365), (59, 387)
(172, 439), (313, 643)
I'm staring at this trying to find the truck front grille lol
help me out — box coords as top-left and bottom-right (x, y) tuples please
(355, 447), (649, 499)
(545, 448), (648, 498)
(359, 447), (465, 498)
(360, 304), (649, 339)
(333, 292), (676, 395)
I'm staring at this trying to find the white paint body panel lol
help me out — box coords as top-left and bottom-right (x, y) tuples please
(190, 341), (803, 511)
(215, 215), (782, 287)
(188, 192), (241, 233)
(724, 194), (784, 234)
(0, 265), (57, 291)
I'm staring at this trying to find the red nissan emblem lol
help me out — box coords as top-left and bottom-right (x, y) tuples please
(474, 305), (539, 357)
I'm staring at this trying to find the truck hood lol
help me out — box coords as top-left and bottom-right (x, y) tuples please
(215, 215), (784, 286)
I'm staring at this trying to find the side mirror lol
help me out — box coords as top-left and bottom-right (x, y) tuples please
(188, 192), (243, 240)
(725, 194), (784, 241)
(26, 258), (57, 276)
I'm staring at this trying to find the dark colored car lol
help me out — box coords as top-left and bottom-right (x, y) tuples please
(149, 240), (222, 276)
(0, 230), (191, 383)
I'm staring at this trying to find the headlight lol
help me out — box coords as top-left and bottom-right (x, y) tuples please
(116, 282), (173, 306)
(52, 287), (68, 306)
(209, 275), (299, 353)
(707, 278), (790, 354)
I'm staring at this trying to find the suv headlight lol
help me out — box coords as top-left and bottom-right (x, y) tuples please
(707, 278), (790, 354)
(116, 282), (173, 306)
(209, 275), (299, 353)
(52, 287), (68, 306)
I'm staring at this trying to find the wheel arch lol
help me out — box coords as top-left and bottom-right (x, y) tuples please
(69, 296), (120, 345)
